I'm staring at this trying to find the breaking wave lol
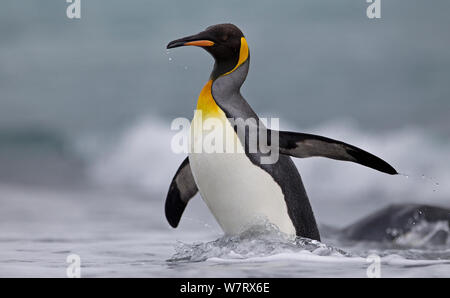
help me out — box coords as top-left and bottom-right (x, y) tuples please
(392, 220), (449, 248)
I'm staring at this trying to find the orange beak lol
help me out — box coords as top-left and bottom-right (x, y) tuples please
(184, 40), (214, 47)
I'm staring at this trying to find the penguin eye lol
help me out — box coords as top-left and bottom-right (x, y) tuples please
(221, 35), (229, 42)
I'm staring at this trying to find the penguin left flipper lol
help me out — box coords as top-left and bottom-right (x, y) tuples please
(278, 131), (398, 175)
(165, 157), (198, 228)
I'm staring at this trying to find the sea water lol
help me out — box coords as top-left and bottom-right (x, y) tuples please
(1, 0), (450, 277)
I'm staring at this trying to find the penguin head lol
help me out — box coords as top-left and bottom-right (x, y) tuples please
(167, 24), (249, 79)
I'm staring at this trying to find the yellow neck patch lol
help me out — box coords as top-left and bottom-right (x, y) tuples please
(196, 37), (249, 117)
(196, 80), (222, 117)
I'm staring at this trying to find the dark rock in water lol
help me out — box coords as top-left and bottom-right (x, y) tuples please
(342, 204), (450, 243)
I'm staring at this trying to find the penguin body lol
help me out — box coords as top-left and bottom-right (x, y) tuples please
(189, 70), (297, 236)
(165, 24), (397, 240)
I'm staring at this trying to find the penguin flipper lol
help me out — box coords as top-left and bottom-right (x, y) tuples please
(278, 131), (397, 175)
(165, 157), (198, 228)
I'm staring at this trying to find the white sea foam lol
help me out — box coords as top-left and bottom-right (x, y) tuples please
(393, 220), (449, 247)
(86, 118), (185, 194)
(168, 222), (450, 275)
(169, 223), (351, 263)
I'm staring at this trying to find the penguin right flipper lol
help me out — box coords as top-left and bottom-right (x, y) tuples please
(278, 131), (397, 175)
(165, 157), (198, 228)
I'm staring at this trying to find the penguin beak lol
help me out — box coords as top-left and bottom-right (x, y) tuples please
(167, 32), (215, 49)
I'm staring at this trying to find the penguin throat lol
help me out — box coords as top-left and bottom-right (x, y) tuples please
(210, 58), (239, 80)
(210, 37), (249, 81)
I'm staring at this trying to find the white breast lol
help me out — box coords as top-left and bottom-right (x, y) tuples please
(188, 112), (296, 236)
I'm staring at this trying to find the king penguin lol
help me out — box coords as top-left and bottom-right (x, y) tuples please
(165, 24), (397, 241)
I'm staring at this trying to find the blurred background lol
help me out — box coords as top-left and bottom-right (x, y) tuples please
(1, 0), (449, 276)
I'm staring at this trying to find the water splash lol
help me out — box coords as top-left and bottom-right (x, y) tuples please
(183, 216), (218, 232)
(398, 172), (409, 179)
(168, 223), (350, 263)
(166, 49), (173, 62)
(421, 174), (440, 192)
(398, 172), (440, 193)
